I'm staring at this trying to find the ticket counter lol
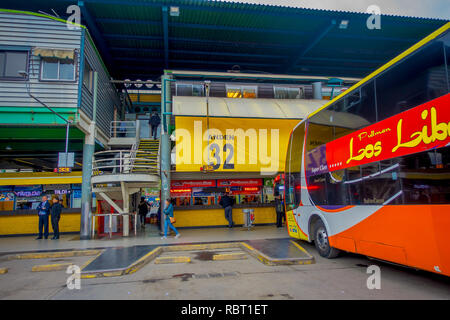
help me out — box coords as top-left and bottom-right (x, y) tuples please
(0, 209), (81, 236)
(170, 178), (277, 228)
(173, 204), (276, 228)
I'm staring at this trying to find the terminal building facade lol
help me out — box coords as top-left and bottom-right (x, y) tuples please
(0, 2), (446, 237)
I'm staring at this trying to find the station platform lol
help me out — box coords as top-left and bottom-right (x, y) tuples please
(0, 225), (289, 254)
(0, 226), (315, 278)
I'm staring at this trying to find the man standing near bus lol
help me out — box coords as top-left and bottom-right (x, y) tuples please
(220, 191), (234, 228)
(275, 194), (284, 228)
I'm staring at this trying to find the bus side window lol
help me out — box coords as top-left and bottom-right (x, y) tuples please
(399, 146), (450, 205)
(285, 122), (305, 211)
(334, 81), (377, 126)
(375, 36), (448, 122)
(346, 166), (363, 205)
(445, 31), (450, 91)
(306, 173), (328, 206)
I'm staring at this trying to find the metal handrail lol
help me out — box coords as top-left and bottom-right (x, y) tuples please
(92, 149), (159, 175)
(110, 121), (137, 138)
(91, 212), (138, 238)
(129, 143), (138, 171)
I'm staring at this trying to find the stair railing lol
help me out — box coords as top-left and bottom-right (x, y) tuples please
(92, 150), (159, 175)
(128, 143), (138, 173)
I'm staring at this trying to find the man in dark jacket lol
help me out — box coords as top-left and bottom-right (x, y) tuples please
(138, 197), (149, 229)
(36, 195), (51, 239)
(50, 197), (62, 239)
(219, 192), (234, 228)
(275, 195), (284, 228)
(149, 111), (161, 139)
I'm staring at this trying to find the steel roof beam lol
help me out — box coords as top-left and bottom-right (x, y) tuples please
(78, 1), (113, 66)
(103, 33), (304, 49)
(95, 17), (418, 43)
(162, 6), (169, 69)
(71, 0), (446, 24)
(115, 57), (281, 68)
(116, 63), (371, 72)
(284, 20), (336, 73)
(96, 17), (310, 36)
(110, 46), (286, 59)
(109, 46), (384, 64)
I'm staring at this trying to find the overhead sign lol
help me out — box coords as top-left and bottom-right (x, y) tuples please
(58, 152), (74, 168)
(175, 117), (298, 173)
(306, 93), (450, 176)
(171, 180), (216, 188)
(217, 179), (262, 187)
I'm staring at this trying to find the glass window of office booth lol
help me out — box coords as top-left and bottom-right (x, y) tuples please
(218, 187), (263, 205)
(13, 185), (43, 210)
(192, 188), (215, 206)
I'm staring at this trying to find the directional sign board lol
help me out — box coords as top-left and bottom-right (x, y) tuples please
(58, 152), (75, 168)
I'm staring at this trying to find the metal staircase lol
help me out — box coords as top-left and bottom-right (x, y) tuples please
(132, 139), (159, 174)
(90, 121), (161, 237)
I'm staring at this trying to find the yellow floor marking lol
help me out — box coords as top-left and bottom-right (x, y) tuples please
(154, 256), (191, 264)
(13, 249), (101, 260)
(31, 263), (73, 272)
(213, 252), (247, 261)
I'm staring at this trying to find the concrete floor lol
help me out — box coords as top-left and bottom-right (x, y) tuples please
(0, 225), (288, 254)
(0, 226), (449, 300)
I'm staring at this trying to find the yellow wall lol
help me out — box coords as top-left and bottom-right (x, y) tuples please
(0, 172), (82, 186)
(175, 117), (298, 173)
(0, 213), (80, 236)
(174, 207), (276, 227)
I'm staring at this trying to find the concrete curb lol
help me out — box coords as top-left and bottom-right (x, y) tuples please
(154, 256), (191, 264)
(213, 252), (247, 261)
(79, 240), (314, 278)
(31, 263), (74, 272)
(11, 249), (101, 260)
(240, 242), (315, 266)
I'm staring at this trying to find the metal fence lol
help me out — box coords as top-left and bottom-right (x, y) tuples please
(92, 149), (158, 175)
(110, 121), (137, 138)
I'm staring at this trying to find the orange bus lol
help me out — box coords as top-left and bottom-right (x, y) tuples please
(284, 22), (450, 276)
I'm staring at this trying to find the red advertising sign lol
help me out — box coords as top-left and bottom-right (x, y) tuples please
(217, 179), (262, 187)
(171, 180), (216, 188)
(325, 93), (450, 172)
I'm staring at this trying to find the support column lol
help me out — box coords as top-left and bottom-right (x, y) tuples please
(80, 122), (95, 240)
(312, 81), (322, 100)
(80, 71), (98, 240)
(121, 182), (130, 237)
(160, 73), (173, 232)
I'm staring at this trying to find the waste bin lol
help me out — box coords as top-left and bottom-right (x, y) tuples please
(243, 209), (255, 229)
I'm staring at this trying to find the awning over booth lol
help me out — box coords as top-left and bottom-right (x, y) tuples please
(33, 48), (75, 60)
(172, 96), (327, 119)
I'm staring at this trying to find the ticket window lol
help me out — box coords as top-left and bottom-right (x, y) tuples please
(193, 196), (215, 206)
(176, 197), (191, 206)
(239, 187), (262, 204)
(0, 192), (14, 211)
(218, 194), (238, 205)
(16, 196), (41, 210)
(50, 192), (70, 208)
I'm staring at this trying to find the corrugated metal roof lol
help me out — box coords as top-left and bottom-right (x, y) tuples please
(2, 0), (447, 80)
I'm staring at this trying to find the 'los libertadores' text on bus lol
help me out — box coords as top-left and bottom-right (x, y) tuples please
(325, 93), (450, 172)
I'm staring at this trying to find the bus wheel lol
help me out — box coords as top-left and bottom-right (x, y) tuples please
(314, 219), (340, 259)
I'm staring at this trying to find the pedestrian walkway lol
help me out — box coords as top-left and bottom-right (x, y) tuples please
(0, 225), (289, 255)
(78, 237), (314, 278)
(0, 225), (314, 278)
